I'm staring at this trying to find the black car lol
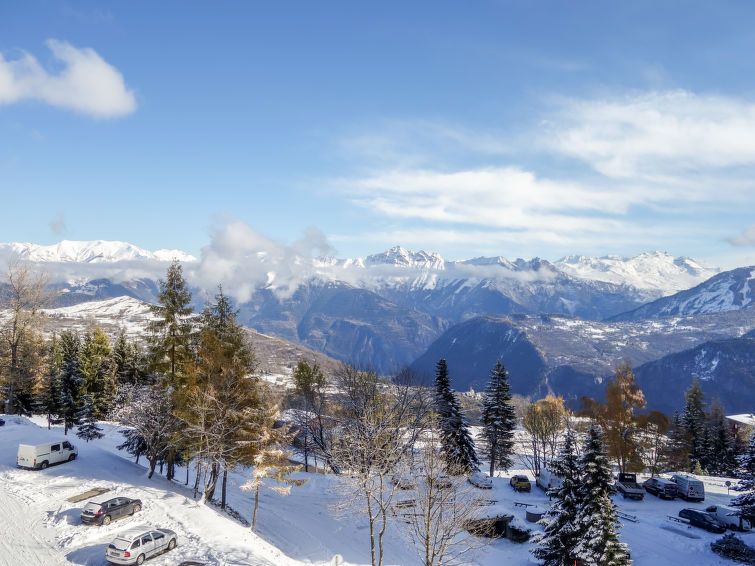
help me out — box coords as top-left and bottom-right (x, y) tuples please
(0, 417), (5, 426)
(81, 496), (142, 526)
(678, 508), (726, 533)
(643, 477), (678, 499)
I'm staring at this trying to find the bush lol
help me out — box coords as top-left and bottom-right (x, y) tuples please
(711, 533), (755, 564)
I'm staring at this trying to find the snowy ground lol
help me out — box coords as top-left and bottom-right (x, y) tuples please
(1, 415), (752, 565)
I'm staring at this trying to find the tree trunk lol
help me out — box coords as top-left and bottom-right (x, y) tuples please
(193, 460), (202, 498)
(148, 457), (157, 479)
(251, 482), (260, 531)
(221, 468), (228, 509)
(205, 462), (219, 501)
(367, 495), (376, 566)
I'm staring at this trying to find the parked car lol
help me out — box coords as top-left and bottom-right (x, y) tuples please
(82, 496), (142, 526)
(705, 505), (752, 532)
(671, 474), (705, 502)
(678, 508), (726, 533)
(642, 477), (678, 500)
(106, 526), (177, 565)
(510, 474), (532, 492)
(17, 440), (77, 469)
(468, 472), (493, 489)
(0, 417), (5, 426)
(391, 474), (416, 490)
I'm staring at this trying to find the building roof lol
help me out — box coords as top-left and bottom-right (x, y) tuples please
(726, 414), (755, 427)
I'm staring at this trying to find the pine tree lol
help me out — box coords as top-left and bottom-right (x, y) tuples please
(574, 424), (631, 566)
(532, 428), (583, 566)
(79, 327), (116, 418)
(433, 359), (479, 473)
(76, 394), (104, 442)
(481, 360), (516, 476)
(682, 377), (707, 471)
(58, 331), (84, 435)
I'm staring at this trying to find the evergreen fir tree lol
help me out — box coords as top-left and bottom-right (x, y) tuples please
(433, 359), (479, 473)
(112, 331), (145, 385)
(574, 424), (631, 566)
(481, 360), (516, 476)
(36, 335), (62, 429)
(682, 377), (707, 470)
(76, 394), (104, 442)
(732, 430), (755, 524)
(148, 259), (194, 384)
(706, 400), (737, 476)
(58, 331), (84, 435)
(532, 428), (583, 566)
(79, 327), (117, 418)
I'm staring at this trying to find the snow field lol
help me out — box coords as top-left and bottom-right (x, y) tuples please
(0, 415), (752, 565)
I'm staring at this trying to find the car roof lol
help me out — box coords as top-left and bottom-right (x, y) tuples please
(113, 525), (155, 540)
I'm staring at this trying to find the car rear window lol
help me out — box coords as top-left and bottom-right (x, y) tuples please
(113, 538), (131, 550)
(83, 502), (101, 513)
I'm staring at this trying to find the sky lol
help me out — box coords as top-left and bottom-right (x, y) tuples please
(1, 1), (755, 269)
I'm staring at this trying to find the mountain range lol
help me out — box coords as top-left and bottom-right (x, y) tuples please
(1, 239), (752, 413)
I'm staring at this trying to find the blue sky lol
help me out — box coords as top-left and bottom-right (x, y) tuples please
(1, 1), (754, 268)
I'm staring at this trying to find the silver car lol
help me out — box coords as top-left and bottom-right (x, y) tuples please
(106, 526), (177, 565)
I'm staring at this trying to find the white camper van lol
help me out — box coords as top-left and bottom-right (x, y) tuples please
(17, 440), (77, 469)
(536, 468), (563, 492)
(671, 473), (705, 502)
(707, 505), (752, 532)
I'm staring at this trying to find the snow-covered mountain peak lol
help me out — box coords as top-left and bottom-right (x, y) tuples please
(364, 246), (445, 270)
(555, 251), (719, 296)
(0, 240), (197, 263)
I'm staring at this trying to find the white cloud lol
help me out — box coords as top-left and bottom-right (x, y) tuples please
(727, 225), (755, 247)
(546, 90), (755, 179)
(0, 40), (136, 118)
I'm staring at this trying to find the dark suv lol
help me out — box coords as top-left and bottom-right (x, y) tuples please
(678, 508), (726, 533)
(81, 496), (142, 526)
(643, 477), (678, 499)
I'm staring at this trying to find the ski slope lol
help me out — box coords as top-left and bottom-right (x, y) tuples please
(0, 415), (751, 565)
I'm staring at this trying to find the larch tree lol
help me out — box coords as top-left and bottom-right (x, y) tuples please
(522, 395), (567, 476)
(291, 358), (328, 472)
(481, 360), (517, 477)
(581, 361), (646, 472)
(574, 424), (631, 566)
(434, 359), (479, 473)
(532, 427), (583, 566)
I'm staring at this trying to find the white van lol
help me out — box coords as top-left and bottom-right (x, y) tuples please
(707, 505), (752, 532)
(17, 440), (77, 469)
(670, 473), (705, 502)
(536, 468), (563, 492)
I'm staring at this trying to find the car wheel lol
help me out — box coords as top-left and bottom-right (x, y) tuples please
(40, 461), (48, 469)
(131, 504), (141, 515)
(168, 538), (176, 550)
(68, 454), (76, 461)
(136, 554), (145, 565)
(102, 515), (111, 526)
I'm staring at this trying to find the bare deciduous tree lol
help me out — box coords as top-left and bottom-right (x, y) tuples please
(401, 428), (490, 566)
(521, 395), (567, 476)
(0, 260), (54, 414)
(332, 365), (430, 566)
